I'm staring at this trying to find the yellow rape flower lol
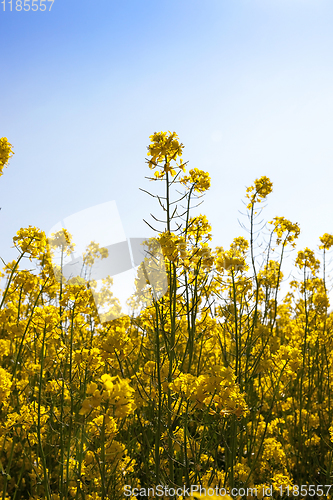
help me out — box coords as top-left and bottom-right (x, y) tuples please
(295, 247), (320, 272)
(147, 131), (184, 177)
(181, 168), (211, 193)
(0, 137), (14, 176)
(13, 226), (48, 260)
(270, 216), (300, 247)
(319, 232), (333, 250)
(215, 237), (249, 274)
(159, 231), (179, 262)
(83, 240), (109, 267)
(169, 373), (199, 400)
(187, 215), (212, 242)
(48, 228), (75, 255)
(246, 176), (273, 209)
(87, 413), (118, 438)
(258, 260), (282, 288)
(0, 367), (11, 405)
(100, 374), (136, 418)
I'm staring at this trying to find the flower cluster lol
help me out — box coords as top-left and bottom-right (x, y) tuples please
(246, 175), (273, 209)
(270, 216), (300, 247)
(319, 232), (333, 250)
(147, 130), (185, 178)
(0, 137), (14, 176)
(181, 168), (211, 193)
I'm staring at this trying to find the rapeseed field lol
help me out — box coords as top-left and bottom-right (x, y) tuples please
(0, 132), (332, 499)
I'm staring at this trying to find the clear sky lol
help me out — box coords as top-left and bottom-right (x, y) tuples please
(1, 0), (333, 283)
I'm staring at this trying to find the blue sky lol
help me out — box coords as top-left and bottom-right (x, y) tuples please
(1, 0), (333, 282)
